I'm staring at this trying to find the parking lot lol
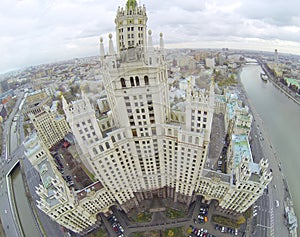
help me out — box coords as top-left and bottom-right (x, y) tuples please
(50, 141), (93, 191)
(191, 201), (244, 237)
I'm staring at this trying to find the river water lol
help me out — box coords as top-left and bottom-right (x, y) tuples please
(11, 165), (40, 237)
(240, 64), (300, 223)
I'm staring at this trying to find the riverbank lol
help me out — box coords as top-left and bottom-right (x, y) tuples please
(237, 64), (298, 236)
(260, 64), (300, 106)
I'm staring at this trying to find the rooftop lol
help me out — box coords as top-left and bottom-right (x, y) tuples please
(202, 169), (231, 183)
(232, 134), (253, 168)
(37, 159), (60, 207)
(76, 181), (104, 201)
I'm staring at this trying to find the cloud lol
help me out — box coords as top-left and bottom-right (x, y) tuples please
(0, 0), (300, 73)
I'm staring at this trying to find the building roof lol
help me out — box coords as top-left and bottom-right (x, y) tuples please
(76, 181), (104, 201)
(232, 134), (253, 168)
(37, 159), (60, 207)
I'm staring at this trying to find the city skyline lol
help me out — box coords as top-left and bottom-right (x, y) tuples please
(1, 0), (300, 74)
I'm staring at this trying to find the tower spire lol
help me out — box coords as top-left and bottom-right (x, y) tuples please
(108, 33), (115, 55)
(147, 29), (154, 52)
(160, 32), (165, 57)
(99, 37), (105, 58)
(126, 0), (137, 9)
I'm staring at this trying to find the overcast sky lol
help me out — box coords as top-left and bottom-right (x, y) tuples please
(1, 0), (300, 74)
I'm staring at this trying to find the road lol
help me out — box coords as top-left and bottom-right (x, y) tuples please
(0, 90), (65, 237)
(242, 89), (290, 237)
(0, 151), (23, 237)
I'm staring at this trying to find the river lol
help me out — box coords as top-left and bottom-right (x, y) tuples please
(11, 165), (40, 237)
(240, 64), (300, 230)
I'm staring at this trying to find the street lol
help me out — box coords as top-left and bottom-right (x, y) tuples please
(243, 90), (290, 237)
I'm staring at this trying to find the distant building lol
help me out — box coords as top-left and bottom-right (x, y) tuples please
(0, 89), (14, 104)
(205, 58), (215, 69)
(0, 104), (7, 120)
(23, 90), (52, 120)
(274, 49), (279, 67)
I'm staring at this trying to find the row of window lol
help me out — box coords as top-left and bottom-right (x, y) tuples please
(120, 75), (149, 88)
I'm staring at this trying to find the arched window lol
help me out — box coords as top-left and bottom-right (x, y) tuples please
(111, 136), (116, 143)
(99, 145), (104, 152)
(135, 76), (140, 86)
(105, 142), (110, 149)
(130, 77), (134, 86)
(120, 78), (126, 88)
(93, 148), (98, 155)
(112, 61), (116, 68)
(144, 75), (149, 85)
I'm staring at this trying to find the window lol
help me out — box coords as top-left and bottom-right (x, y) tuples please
(120, 78), (126, 88)
(132, 129), (137, 137)
(130, 77), (134, 86)
(99, 145), (104, 152)
(144, 76), (149, 85)
(111, 136), (116, 143)
(135, 76), (140, 86)
(93, 148), (98, 155)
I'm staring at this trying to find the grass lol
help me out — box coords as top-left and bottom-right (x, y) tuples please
(88, 228), (108, 237)
(244, 206), (253, 219)
(133, 211), (152, 223)
(163, 227), (186, 237)
(132, 231), (159, 237)
(212, 214), (245, 228)
(132, 227), (187, 237)
(166, 208), (186, 219)
(81, 163), (97, 182)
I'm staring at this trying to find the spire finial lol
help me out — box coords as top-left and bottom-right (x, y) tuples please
(99, 37), (105, 58)
(160, 32), (164, 49)
(108, 33), (115, 55)
(147, 29), (153, 52)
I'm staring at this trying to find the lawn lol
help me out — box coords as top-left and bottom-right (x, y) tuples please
(88, 228), (108, 237)
(132, 211), (152, 223)
(212, 214), (245, 228)
(132, 227), (188, 237)
(166, 208), (186, 219)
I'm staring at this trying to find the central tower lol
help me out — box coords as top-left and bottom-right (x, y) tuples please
(67, 0), (214, 213)
(115, 0), (148, 52)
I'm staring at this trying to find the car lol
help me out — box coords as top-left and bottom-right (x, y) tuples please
(228, 228), (234, 234)
(275, 200), (279, 207)
(68, 181), (74, 186)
